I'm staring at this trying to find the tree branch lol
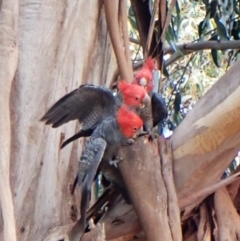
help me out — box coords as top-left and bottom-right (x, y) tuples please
(119, 0), (132, 68)
(130, 0), (158, 56)
(164, 40), (240, 55)
(164, 40), (240, 66)
(118, 137), (173, 241)
(104, 0), (133, 81)
(145, 0), (159, 57)
(214, 188), (240, 240)
(172, 60), (240, 203)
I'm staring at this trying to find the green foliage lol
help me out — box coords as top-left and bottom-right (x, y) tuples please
(128, 0), (240, 129)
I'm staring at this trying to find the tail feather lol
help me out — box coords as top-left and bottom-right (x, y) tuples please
(61, 129), (94, 149)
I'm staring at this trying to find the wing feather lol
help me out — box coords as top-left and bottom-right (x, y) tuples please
(40, 85), (116, 129)
(151, 92), (168, 127)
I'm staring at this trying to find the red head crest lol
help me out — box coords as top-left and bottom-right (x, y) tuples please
(133, 57), (156, 93)
(145, 57), (156, 71)
(117, 106), (143, 138)
(118, 81), (149, 107)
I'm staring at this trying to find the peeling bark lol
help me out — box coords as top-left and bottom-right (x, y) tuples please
(197, 203), (211, 241)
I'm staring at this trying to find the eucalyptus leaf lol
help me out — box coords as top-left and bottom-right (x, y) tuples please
(210, 35), (220, 67)
(162, 64), (170, 78)
(214, 15), (229, 40)
(175, 1), (181, 38)
(174, 92), (181, 112)
(129, 16), (138, 31)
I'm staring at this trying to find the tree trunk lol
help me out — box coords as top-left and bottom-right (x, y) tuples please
(1, 1), (117, 241)
(0, 1), (18, 240)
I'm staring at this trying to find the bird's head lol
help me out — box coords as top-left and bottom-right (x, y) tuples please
(145, 57), (156, 71)
(133, 57), (156, 93)
(118, 81), (151, 109)
(117, 106), (144, 138)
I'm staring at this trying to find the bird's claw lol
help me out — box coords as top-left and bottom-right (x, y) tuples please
(124, 138), (135, 146)
(109, 156), (123, 168)
(148, 130), (159, 142)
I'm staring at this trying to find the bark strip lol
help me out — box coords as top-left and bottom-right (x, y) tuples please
(0, 0), (18, 240)
(160, 138), (182, 241)
(119, 0), (132, 68)
(214, 187), (240, 241)
(197, 203), (211, 241)
(104, 0), (133, 81)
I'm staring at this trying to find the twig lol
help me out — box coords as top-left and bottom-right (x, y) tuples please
(160, 0), (176, 42)
(167, 52), (197, 108)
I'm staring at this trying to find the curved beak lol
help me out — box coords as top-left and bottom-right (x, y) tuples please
(139, 77), (147, 87)
(140, 93), (151, 109)
(133, 127), (148, 138)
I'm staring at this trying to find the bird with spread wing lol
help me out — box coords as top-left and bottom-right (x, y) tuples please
(41, 82), (146, 241)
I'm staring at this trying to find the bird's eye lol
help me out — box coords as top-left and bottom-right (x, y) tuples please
(133, 127), (137, 132)
(135, 97), (139, 101)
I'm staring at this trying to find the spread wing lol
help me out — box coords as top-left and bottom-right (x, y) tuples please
(151, 92), (168, 127)
(67, 138), (107, 241)
(40, 85), (117, 129)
